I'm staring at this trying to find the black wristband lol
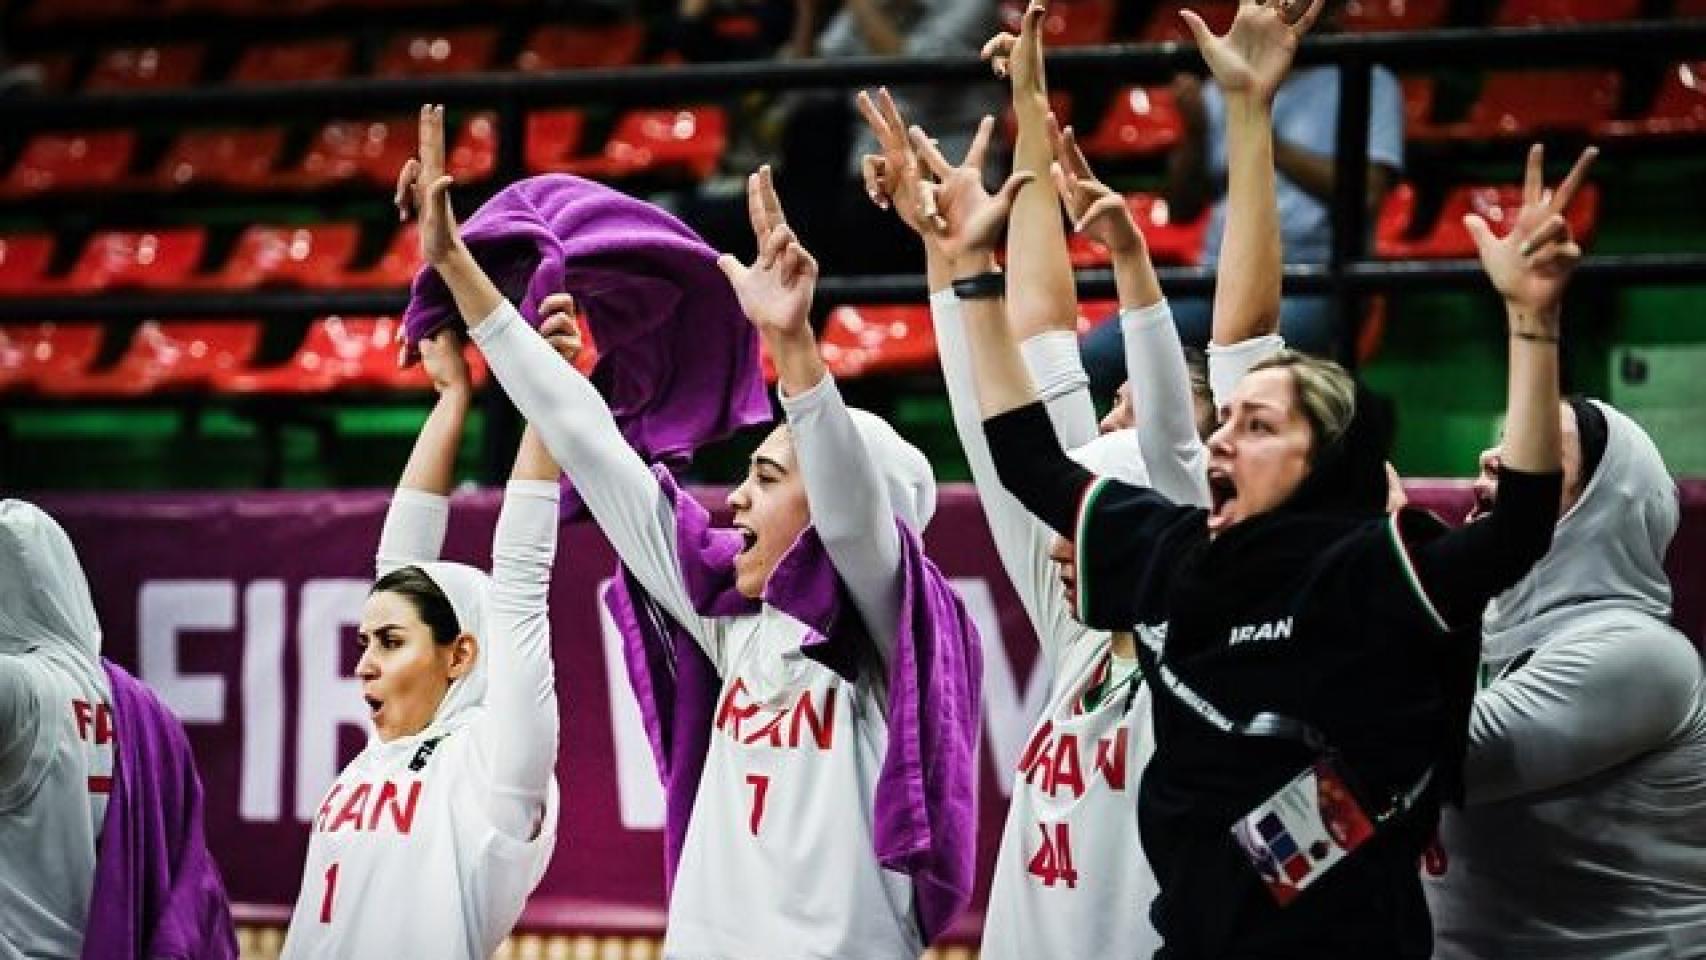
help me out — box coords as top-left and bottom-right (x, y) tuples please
(951, 270), (1004, 301)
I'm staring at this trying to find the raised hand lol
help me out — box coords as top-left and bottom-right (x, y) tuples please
(417, 327), (472, 396)
(1048, 113), (1143, 257)
(856, 87), (931, 233)
(717, 165), (818, 342)
(1465, 144), (1598, 325)
(1180, 0), (1324, 103)
(395, 104), (461, 267)
(907, 123), (1031, 263)
(980, 0), (1048, 100)
(537, 292), (585, 366)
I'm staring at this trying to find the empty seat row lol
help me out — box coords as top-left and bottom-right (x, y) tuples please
(24, 25), (650, 95)
(0, 317), (488, 396)
(2, 105), (727, 197)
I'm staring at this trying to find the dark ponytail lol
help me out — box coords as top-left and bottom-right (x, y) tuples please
(371, 566), (461, 645)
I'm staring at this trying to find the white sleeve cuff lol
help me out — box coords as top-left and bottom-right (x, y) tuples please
(1119, 299), (1174, 337)
(505, 479), (562, 503)
(928, 287), (960, 311)
(1019, 331), (1089, 404)
(1208, 334), (1287, 411)
(467, 300), (523, 349)
(777, 365), (838, 415)
(390, 487), (450, 512)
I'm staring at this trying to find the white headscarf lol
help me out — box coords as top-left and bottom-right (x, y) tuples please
(383, 561), (492, 742)
(0, 500), (102, 672)
(1067, 429), (1152, 488)
(848, 408), (938, 533)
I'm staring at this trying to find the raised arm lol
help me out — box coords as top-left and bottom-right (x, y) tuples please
(1404, 145), (1594, 625)
(375, 328), (470, 575)
(718, 166), (904, 658)
(482, 426), (562, 841)
(397, 104), (717, 654)
(1182, 0), (1325, 348)
(857, 89), (1087, 650)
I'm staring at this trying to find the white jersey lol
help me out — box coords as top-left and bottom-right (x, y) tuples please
(470, 303), (930, 960)
(281, 482), (563, 960)
(281, 722), (560, 959)
(0, 651), (113, 960)
(932, 292), (1280, 959)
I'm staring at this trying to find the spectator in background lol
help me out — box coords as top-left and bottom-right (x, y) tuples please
(1079, 4), (1403, 396)
(781, 0), (1000, 274)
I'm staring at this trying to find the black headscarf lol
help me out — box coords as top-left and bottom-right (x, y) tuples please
(1565, 394), (1609, 494)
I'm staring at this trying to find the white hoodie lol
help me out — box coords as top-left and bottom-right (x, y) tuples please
(0, 501), (114, 960)
(1427, 401), (1706, 959)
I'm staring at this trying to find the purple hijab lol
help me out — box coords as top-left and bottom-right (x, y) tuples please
(82, 660), (237, 960)
(605, 467), (983, 943)
(403, 174), (770, 493)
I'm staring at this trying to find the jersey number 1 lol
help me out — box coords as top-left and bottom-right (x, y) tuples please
(1027, 823), (1079, 888)
(745, 774), (770, 836)
(319, 862), (340, 923)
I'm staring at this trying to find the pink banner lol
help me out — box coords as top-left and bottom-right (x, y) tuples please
(33, 480), (1706, 939)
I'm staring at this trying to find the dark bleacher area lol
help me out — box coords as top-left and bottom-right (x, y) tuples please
(2, 0), (1704, 489)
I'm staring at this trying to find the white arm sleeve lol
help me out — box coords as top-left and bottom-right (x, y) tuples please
(1465, 625), (1704, 806)
(1019, 330), (1098, 451)
(468, 301), (721, 667)
(1122, 301), (1211, 507)
(1207, 334), (1286, 413)
(482, 480), (562, 840)
(0, 658), (43, 808)
(780, 372), (902, 664)
(375, 487), (450, 577)
(932, 290), (1085, 661)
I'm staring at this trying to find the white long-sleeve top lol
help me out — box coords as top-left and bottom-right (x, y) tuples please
(470, 301), (924, 960)
(281, 482), (562, 960)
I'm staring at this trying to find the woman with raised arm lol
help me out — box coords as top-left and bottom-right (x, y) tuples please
(280, 328), (564, 959)
(950, 3), (1592, 956)
(397, 105), (985, 959)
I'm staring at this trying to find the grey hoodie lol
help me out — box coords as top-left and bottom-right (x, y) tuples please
(1427, 401), (1706, 959)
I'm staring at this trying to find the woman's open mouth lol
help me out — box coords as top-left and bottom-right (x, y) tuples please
(1207, 468), (1239, 530)
(734, 524), (758, 555)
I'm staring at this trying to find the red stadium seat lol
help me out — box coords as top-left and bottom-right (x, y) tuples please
(1373, 181), (1417, 257)
(1076, 299), (1119, 335)
(0, 234), (57, 294)
(819, 305), (937, 379)
(1451, 70), (1621, 138)
(219, 315), (488, 394)
(1387, 183), (1600, 259)
(0, 324), (103, 393)
(231, 39), (354, 85)
(1141, 2), (1236, 43)
(516, 23), (647, 70)
(61, 228), (206, 292)
(1001, 0), (1116, 47)
(153, 128), (286, 190)
(84, 44), (203, 91)
(1494, 0), (1641, 26)
(1601, 61), (1706, 138)
(1128, 193), (1209, 266)
(1341, 0), (1449, 32)
(41, 322), (260, 396)
(2, 131), (136, 196)
(1078, 86), (1183, 160)
(376, 28), (498, 77)
(18, 52), (79, 93)
(525, 110), (590, 174)
(202, 223), (361, 290)
(1399, 75), (1442, 138)
(592, 107), (727, 180)
(289, 116), (492, 189)
(341, 224), (423, 288)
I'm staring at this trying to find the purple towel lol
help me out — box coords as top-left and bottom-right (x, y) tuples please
(404, 174), (772, 499)
(83, 661), (237, 960)
(605, 467), (983, 943)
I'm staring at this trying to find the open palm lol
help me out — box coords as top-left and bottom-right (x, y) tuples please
(1182, 0), (1323, 102)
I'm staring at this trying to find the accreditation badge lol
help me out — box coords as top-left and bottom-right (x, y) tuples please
(1229, 757), (1377, 906)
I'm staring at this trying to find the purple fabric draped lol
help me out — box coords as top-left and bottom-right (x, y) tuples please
(603, 467), (983, 943)
(402, 174), (771, 507)
(82, 661), (237, 960)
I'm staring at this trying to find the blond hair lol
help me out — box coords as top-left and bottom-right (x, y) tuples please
(1249, 349), (1356, 456)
